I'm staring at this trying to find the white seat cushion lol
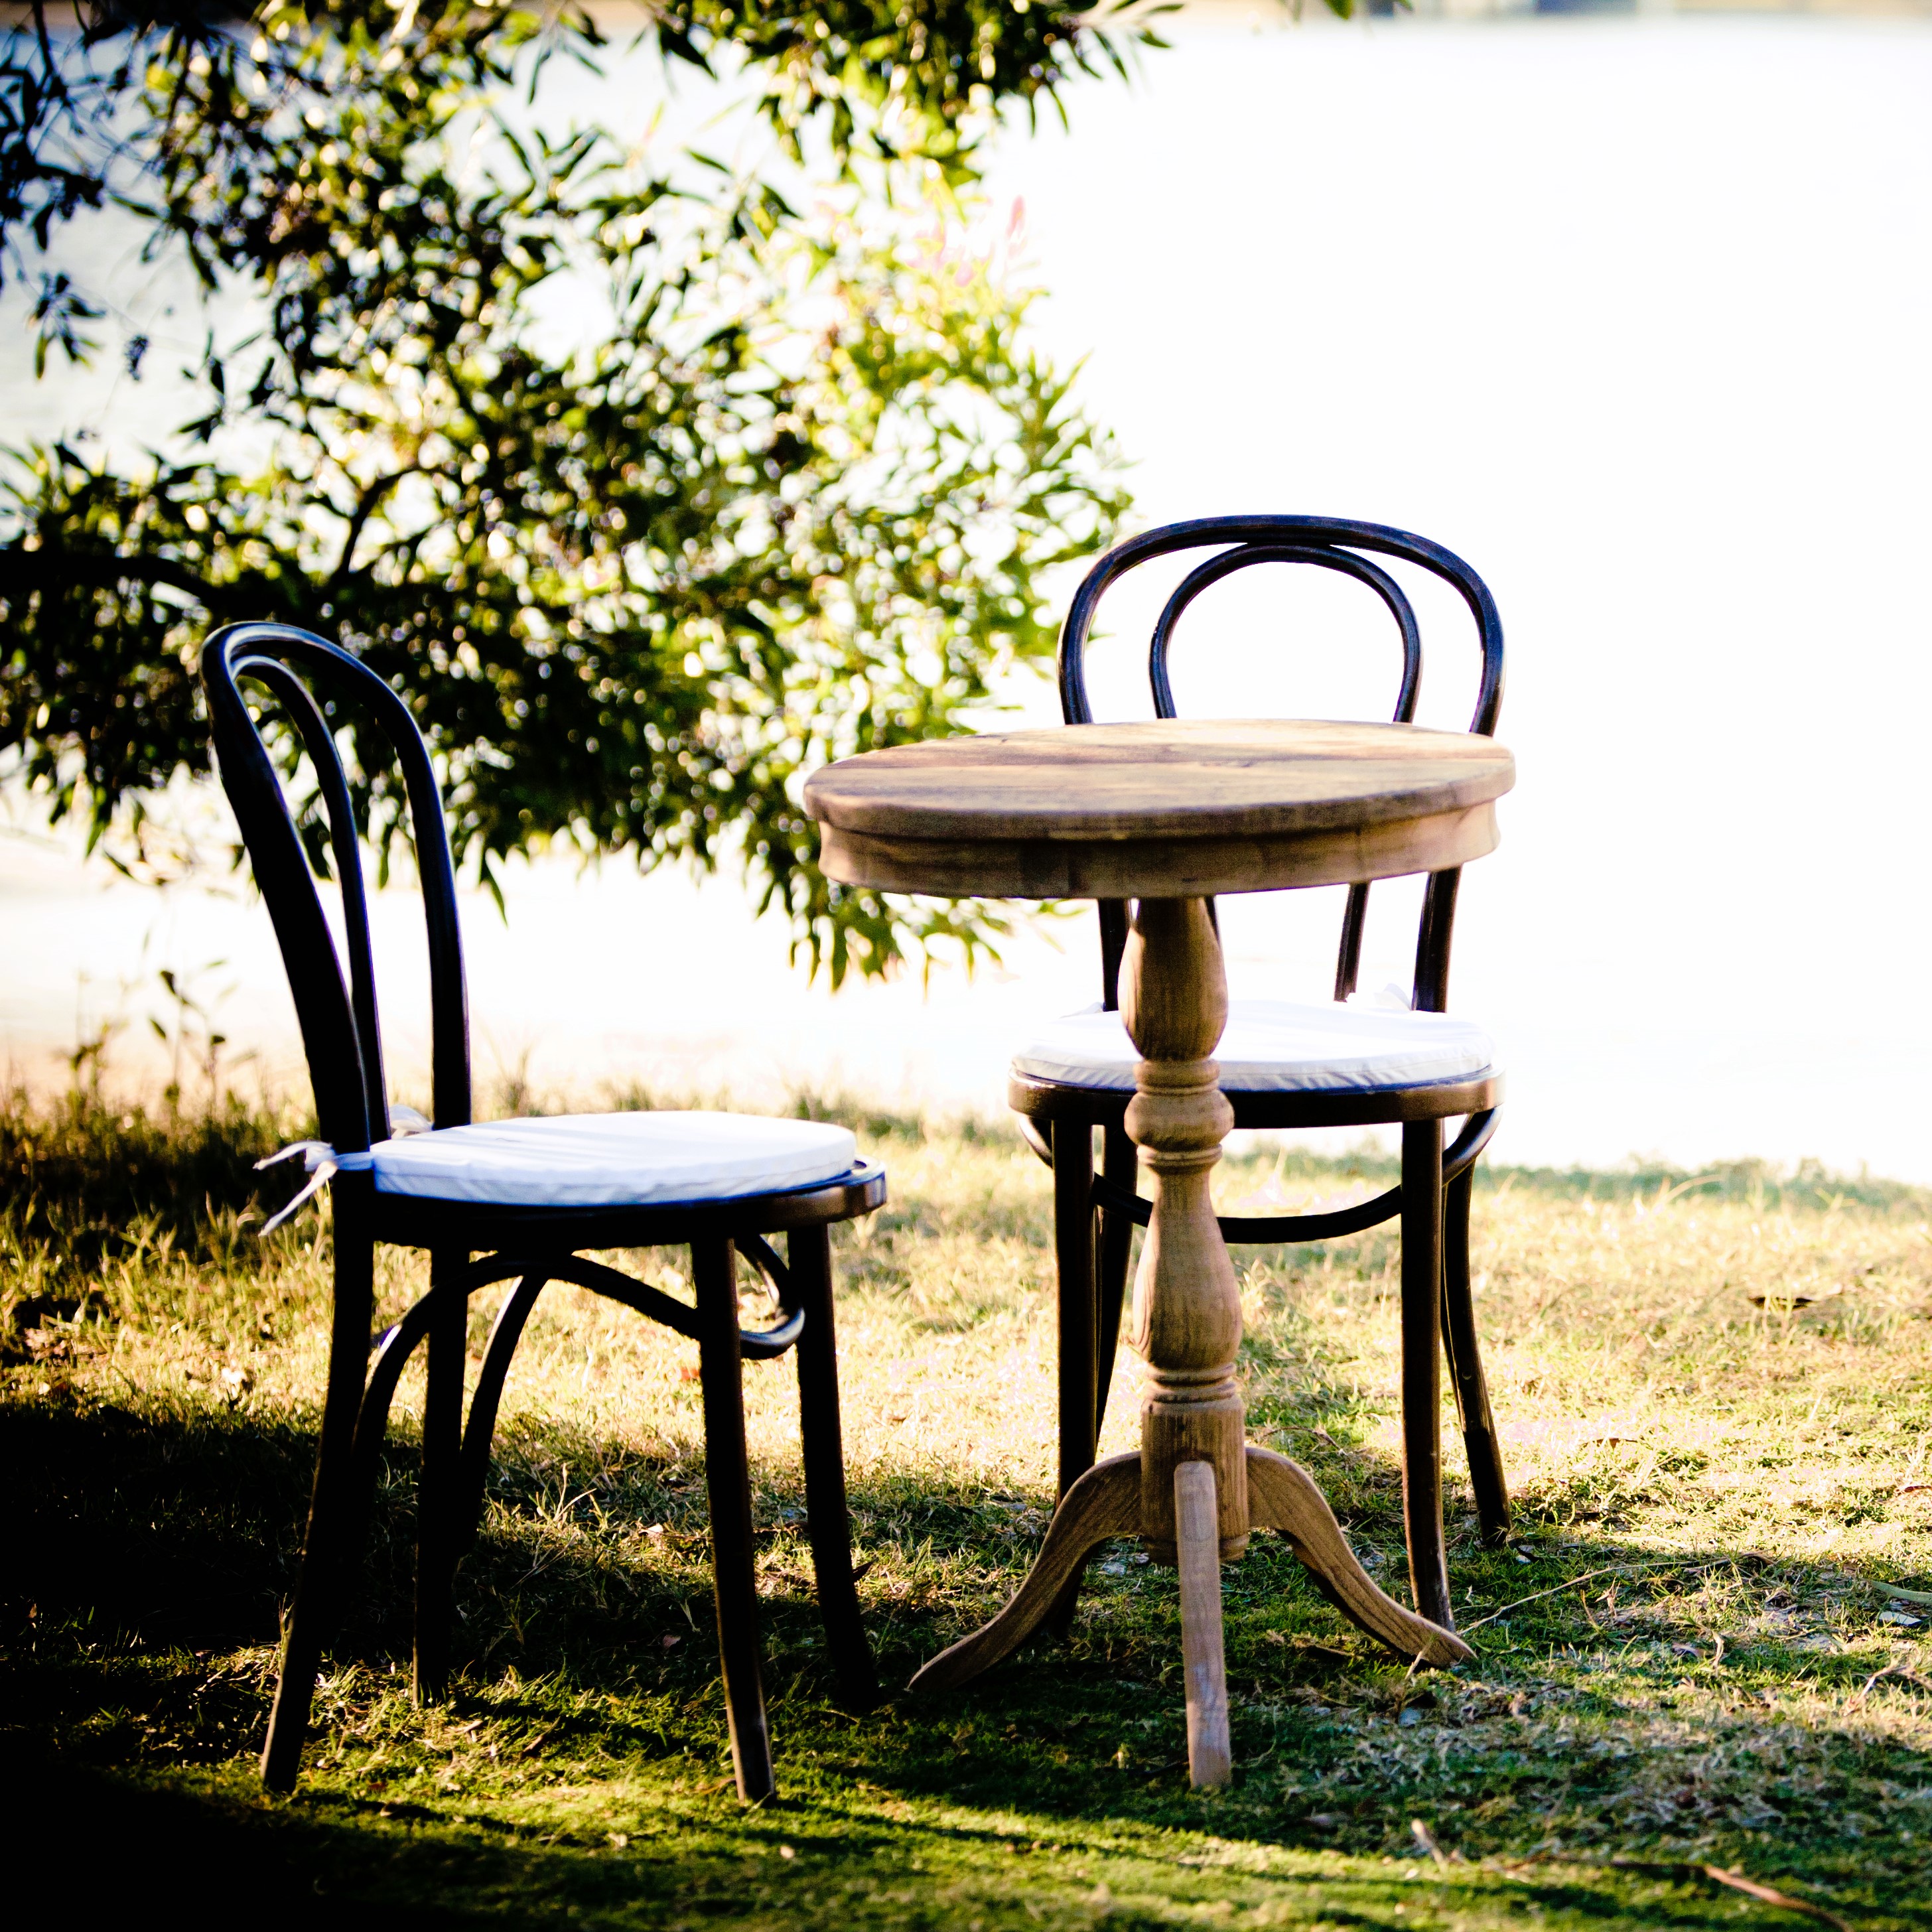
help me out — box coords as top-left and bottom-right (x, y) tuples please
(352, 1111), (861, 1208)
(1012, 999), (1495, 1095)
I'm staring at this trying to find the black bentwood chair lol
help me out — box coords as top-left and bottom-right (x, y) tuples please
(203, 622), (884, 1801)
(1010, 516), (1511, 1633)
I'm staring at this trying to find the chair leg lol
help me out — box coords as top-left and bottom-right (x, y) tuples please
(1046, 1120), (1099, 1636)
(1054, 1119), (1099, 1499)
(457, 1271), (550, 1552)
(789, 1223), (880, 1711)
(1440, 1164), (1511, 1546)
(413, 1244), (468, 1704)
(1399, 1121), (1454, 1631)
(1094, 1123), (1137, 1440)
(693, 1237), (776, 1803)
(261, 1182), (376, 1793)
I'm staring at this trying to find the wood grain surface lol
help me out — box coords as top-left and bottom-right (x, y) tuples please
(1246, 1447), (1472, 1667)
(1174, 1460), (1232, 1788)
(906, 1452), (1143, 1694)
(816, 805), (1498, 901)
(803, 719), (1513, 841)
(1120, 898), (1249, 1558)
(903, 1446), (1472, 1697)
(805, 721), (1513, 901)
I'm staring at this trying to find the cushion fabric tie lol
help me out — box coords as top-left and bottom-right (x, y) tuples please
(254, 1140), (372, 1235)
(253, 1107), (432, 1234)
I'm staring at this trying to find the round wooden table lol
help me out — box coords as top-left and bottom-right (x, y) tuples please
(805, 718), (1517, 1787)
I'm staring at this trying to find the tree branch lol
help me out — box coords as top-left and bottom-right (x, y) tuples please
(328, 464), (421, 590)
(0, 547), (253, 614)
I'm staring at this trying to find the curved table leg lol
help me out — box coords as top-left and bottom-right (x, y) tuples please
(1247, 1447), (1472, 1667)
(909, 1445), (1468, 1704)
(908, 1452), (1142, 1694)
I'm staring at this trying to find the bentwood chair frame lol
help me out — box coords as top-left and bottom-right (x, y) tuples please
(1012, 516), (1511, 1632)
(204, 622), (881, 1801)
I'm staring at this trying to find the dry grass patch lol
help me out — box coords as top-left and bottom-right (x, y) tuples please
(5, 1090), (1931, 1928)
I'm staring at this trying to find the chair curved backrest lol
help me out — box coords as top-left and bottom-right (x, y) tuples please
(1058, 515), (1505, 1016)
(202, 622), (470, 1155)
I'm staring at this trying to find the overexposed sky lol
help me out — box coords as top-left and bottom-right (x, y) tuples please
(5, 11), (1931, 1178)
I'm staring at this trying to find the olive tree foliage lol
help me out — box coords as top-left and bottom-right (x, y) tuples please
(0, 1), (1184, 983)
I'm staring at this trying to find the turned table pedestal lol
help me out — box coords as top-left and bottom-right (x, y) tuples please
(804, 719), (1515, 1786)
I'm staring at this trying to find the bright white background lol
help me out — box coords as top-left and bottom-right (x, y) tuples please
(5, 11), (1931, 1178)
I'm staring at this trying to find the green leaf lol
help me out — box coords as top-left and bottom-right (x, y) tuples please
(0, 0), (1135, 981)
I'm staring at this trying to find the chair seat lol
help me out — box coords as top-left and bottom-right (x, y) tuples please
(1011, 998), (1495, 1095)
(335, 1111), (860, 1208)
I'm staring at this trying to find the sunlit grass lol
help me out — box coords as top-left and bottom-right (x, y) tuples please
(5, 1087), (1931, 1927)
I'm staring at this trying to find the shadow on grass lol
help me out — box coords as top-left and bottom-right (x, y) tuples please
(6, 1392), (1929, 1928)
(3, 1745), (1779, 1932)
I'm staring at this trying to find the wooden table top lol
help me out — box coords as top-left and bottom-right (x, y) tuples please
(805, 720), (1515, 901)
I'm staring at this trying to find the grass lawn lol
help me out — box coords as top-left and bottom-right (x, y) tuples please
(5, 1089), (1931, 1929)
